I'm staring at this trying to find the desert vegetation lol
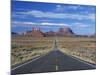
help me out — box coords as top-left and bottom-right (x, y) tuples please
(11, 35), (54, 66)
(57, 37), (96, 64)
(11, 35), (96, 66)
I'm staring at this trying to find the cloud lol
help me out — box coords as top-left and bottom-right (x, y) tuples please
(55, 5), (80, 12)
(55, 5), (65, 11)
(40, 22), (68, 26)
(12, 21), (36, 27)
(12, 21), (69, 27)
(67, 5), (80, 10)
(88, 14), (95, 21)
(12, 21), (92, 29)
(12, 12), (27, 19)
(71, 22), (90, 28)
(15, 10), (95, 21)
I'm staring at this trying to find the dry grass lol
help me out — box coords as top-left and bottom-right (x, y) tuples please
(11, 36), (54, 66)
(57, 37), (96, 64)
(11, 36), (96, 65)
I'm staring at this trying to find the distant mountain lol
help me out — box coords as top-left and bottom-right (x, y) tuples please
(19, 27), (75, 37)
(26, 28), (45, 37)
(89, 33), (96, 37)
(56, 27), (74, 36)
(15, 27), (75, 37)
(45, 31), (56, 37)
(12, 27), (95, 37)
(45, 27), (75, 37)
(11, 32), (18, 35)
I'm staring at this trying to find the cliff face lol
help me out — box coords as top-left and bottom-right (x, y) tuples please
(56, 27), (74, 36)
(45, 27), (74, 37)
(45, 31), (56, 37)
(15, 27), (75, 37)
(26, 28), (44, 37)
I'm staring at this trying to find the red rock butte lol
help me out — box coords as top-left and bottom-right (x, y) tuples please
(25, 27), (74, 37)
(26, 27), (44, 37)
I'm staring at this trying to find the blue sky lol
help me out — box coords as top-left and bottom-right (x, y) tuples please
(11, 1), (96, 35)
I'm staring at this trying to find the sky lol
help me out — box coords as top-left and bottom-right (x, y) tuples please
(11, 0), (96, 35)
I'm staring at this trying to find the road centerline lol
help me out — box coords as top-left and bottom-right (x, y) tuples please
(11, 39), (96, 74)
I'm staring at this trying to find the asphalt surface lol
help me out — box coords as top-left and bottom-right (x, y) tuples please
(11, 40), (96, 75)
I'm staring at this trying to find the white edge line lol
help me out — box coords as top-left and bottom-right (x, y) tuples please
(60, 50), (96, 68)
(11, 54), (46, 71)
(12, 50), (96, 71)
(69, 55), (96, 68)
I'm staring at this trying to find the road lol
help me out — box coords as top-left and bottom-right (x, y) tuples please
(11, 40), (96, 75)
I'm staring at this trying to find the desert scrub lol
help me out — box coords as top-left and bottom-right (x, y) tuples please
(11, 36), (54, 66)
(57, 37), (96, 64)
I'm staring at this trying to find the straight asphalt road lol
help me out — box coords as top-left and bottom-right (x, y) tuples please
(11, 40), (96, 75)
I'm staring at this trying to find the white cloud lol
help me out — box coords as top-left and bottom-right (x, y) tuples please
(40, 22), (68, 26)
(12, 21), (69, 27)
(12, 21), (34, 25)
(88, 14), (96, 21)
(55, 5), (80, 12)
(12, 21), (36, 27)
(55, 5), (64, 11)
(72, 22), (90, 28)
(25, 10), (66, 18)
(17, 10), (95, 21)
(56, 5), (61, 8)
(67, 5), (80, 10)
(12, 12), (27, 19)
